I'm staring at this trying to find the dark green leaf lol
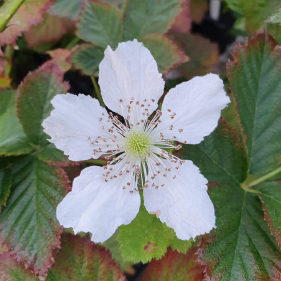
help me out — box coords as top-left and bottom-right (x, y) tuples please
(123, 0), (182, 40)
(0, 155), (70, 278)
(72, 44), (105, 76)
(76, 1), (122, 48)
(227, 32), (281, 177)
(199, 183), (281, 280)
(0, 90), (32, 156)
(141, 34), (187, 74)
(17, 63), (69, 146)
(177, 119), (248, 184)
(46, 233), (126, 281)
(37, 143), (70, 165)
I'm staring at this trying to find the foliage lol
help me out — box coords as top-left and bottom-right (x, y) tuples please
(0, 0), (281, 280)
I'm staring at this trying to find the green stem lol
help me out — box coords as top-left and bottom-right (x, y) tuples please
(0, 0), (25, 33)
(84, 159), (107, 166)
(4, 45), (13, 76)
(91, 76), (105, 107)
(65, 37), (80, 50)
(246, 166), (281, 188)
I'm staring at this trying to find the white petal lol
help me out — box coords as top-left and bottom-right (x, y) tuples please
(57, 165), (140, 243)
(42, 93), (111, 161)
(157, 74), (230, 144)
(99, 40), (164, 123)
(143, 160), (215, 240)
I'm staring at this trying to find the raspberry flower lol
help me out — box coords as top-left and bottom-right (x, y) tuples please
(42, 40), (230, 243)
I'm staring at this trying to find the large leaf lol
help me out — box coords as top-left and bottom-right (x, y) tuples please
(72, 44), (105, 76)
(17, 63), (69, 146)
(117, 201), (192, 263)
(0, 251), (38, 281)
(123, 0), (182, 40)
(46, 233), (126, 281)
(140, 247), (204, 281)
(0, 90), (32, 156)
(141, 34), (188, 74)
(177, 119), (248, 185)
(227, 32), (281, 177)
(225, 0), (280, 32)
(168, 32), (219, 80)
(255, 181), (281, 247)
(0, 0), (55, 45)
(76, 1), (122, 48)
(0, 155), (70, 278)
(170, 0), (191, 34)
(199, 183), (281, 280)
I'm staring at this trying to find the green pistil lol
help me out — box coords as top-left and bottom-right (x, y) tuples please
(124, 130), (151, 158)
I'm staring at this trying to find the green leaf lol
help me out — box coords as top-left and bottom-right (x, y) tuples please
(46, 233), (126, 281)
(267, 6), (281, 24)
(255, 181), (281, 248)
(48, 0), (83, 20)
(123, 0), (182, 40)
(227, 32), (281, 177)
(0, 0), (55, 45)
(141, 34), (187, 74)
(177, 119), (248, 184)
(140, 247), (204, 281)
(225, 0), (280, 32)
(17, 63), (69, 146)
(0, 251), (38, 281)
(0, 90), (32, 156)
(199, 183), (281, 280)
(0, 167), (11, 211)
(117, 201), (192, 263)
(76, 1), (122, 48)
(37, 143), (70, 165)
(0, 155), (70, 278)
(72, 44), (105, 76)
(167, 32), (219, 80)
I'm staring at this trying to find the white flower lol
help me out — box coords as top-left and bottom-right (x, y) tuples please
(42, 40), (230, 243)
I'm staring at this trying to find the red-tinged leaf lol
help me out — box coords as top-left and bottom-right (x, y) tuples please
(190, 0), (208, 24)
(0, 251), (38, 281)
(168, 32), (219, 80)
(17, 63), (69, 146)
(140, 248), (204, 281)
(170, 0), (191, 34)
(46, 49), (73, 73)
(24, 14), (75, 48)
(0, 0), (55, 45)
(255, 181), (281, 248)
(227, 32), (281, 177)
(141, 34), (188, 74)
(198, 183), (281, 281)
(46, 233), (126, 281)
(0, 155), (71, 279)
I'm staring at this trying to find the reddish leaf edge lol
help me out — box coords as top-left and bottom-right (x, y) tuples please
(0, 164), (70, 279)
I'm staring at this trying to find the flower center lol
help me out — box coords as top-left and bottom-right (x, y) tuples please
(124, 130), (151, 158)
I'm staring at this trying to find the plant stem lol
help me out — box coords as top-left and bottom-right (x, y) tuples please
(0, 0), (25, 33)
(84, 159), (107, 166)
(91, 76), (105, 107)
(65, 37), (80, 50)
(247, 166), (281, 188)
(4, 45), (13, 76)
